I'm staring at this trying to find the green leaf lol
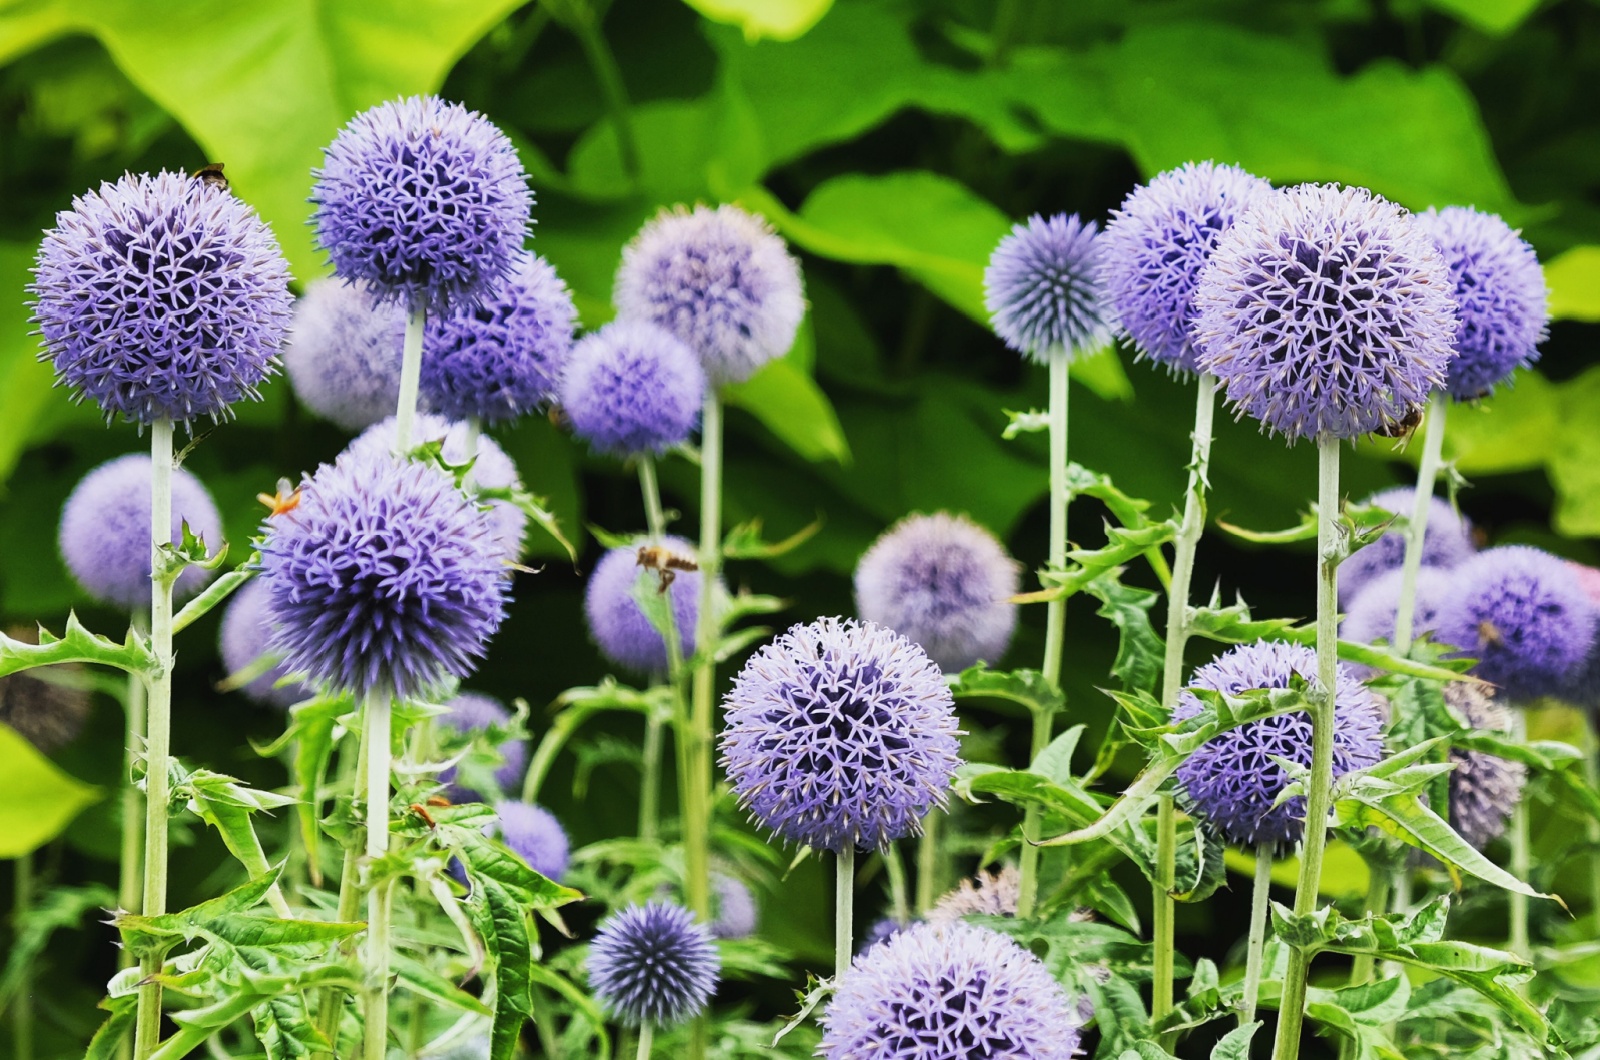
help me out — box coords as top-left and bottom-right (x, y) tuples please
(197, 913), (364, 949)
(0, 242), (59, 487)
(450, 826), (585, 911)
(1085, 571), (1163, 696)
(171, 563), (254, 635)
(949, 664), (1065, 719)
(1209, 1023), (1261, 1060)
(724, 352), (851, 464)
(116, 864), (284, 956)
(392, 952), (492, 1017)
(1547, 245), (1600, 322)
(85, 996), (138, 1060)
(0, 882), (116, 1007)
(470, 876), (535, 1060)
(0, 613), (156, 680)
(681, 0), (834, 41)
(1421, 0), (1545, 36)
(0, 723), (102, 857)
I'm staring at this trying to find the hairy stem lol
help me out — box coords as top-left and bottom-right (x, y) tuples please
(639, 709), (663, 844)
(119, 616), (149, 940)
(314, 728), (370, 1059)
(395, 309), (425, 453)
(639, 454), (666, 540)
(1347, 858), (1393, 985)
(362, 694), (393, 1060)
(636, 1021), (654, 1060)
(836, 847), (856, 980)
(1509, 708), (1531, 965)
(915, 811), (941, 915)
(1391, 391), (1448, 652)
(885, 842), (911, 926)
(1241, 850), (1273, 1026)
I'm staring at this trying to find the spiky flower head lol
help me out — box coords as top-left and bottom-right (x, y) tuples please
(560, 320), (705, 457)
(422, 252), (576, 423)
(984, 213), (1112, 363)
(614, 204), (804, 386)
(438, 692), (528, 801)
(0, 629), (89, 754)
(257, 449), (508, 700)
(711, 873), (758, 940)
(719, 617), (962, 853)
(1100, 162), (1274, 374)
(311, 95), (532, 314)
(1435, 545), (1599, 701)
(1563, 563), (1600, 712)
(1442, 683), (1526, 849)
(1173, 641), (1386, 850)
(59, 453), (222, 611)
(1416, 206), (1547, 401)
(493, 800), (569, 882)
(854, 512), (1020, 674)
(219, 578), (313, 708)
(584, 536), (705, 675)
(1340, 486), (1475, 606)
(928, 865), (1021, 925)
(1192, 184), (1458, 441)
(820, 921), (1082, 1060)
(586, 901), (720, 1028)
(281, 279), (405, 432)
(31, 171), (292, 425)
(1340, 566), (1454, 656)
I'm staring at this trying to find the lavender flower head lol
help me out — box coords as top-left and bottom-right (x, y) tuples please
(311, 95), (532, 314)
(928, 865), (1021, 925)
(59, 453), (222, 611)
(1443, 683), (1526, 849)
(984, 213), (1112, 364)
(219, 578), (313, 708)
(438, 692), (528, 800)
(1174, 641), (1386, 850)
(32, 171), (292, 425)
(560, 320), (705, 457)
(281, 279), (405, 431)
(1100, 162), (1273, 374)
(1341, 566), (1455, 659)
(586, 901), (720, 1028)
(1435, 545), (1599, 701)
(493, 800), (569, 881)
(1340, 486), (1475, 606)
(821, 921), (1082, 1060)
(854, 512), (1020, 674)
(613, 204), (805, 386)
(1563, 563), (1600, 711)
(1192, 184), (1458, 441)
(711, 873), (758, 939)
(422, 252), (576, 422)
(584, 536), (705, 675)
(719, 617), (962, 853)
(257, 449), (508, 700)
(1416, 206), (1548, 401)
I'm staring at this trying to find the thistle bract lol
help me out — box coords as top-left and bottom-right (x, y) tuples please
(219, 578), (313, 708)
(584, 537), (703, 675)
(586, 901), (720, 1028)
(984, 213), (1111, 363)
(560, 320), (705, 457)
(1340, 486), (1475, 606)
(493, 800), (568, 882)
(32, 171), (292, 425)
(438, 692), (528, 801)
(1444, 683), (1526, 850)
(711, 873), (758, 939)
(281, 279), (406, 432)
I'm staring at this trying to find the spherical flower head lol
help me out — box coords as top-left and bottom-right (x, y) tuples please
(257, 449), (508, 701)
(1340, 486), (1475, 606)
(1192, 184), (1458, 441)
(584, 536), (705, 675)
(345, 414), (526, 560)
(422, 252), (576, 423)
(1100, 162), (1274, 374)
(854, 512), (1020, 674)
(32, 171), (292, 425)
(1562, 563), (1600, 711)
(492, 800), (569, 881)
(613, 204), (805, 386)
(438, 692), (528, 800)
(586, 901), (720, 1028)
(821, 921), (1082, 1060)
(710, 873), (758, 939)
(219, 578), (314, 708)
(560, 320), (705, 457)
(1442, 683), (1526, 849)
(1173, 641), (1386, 850)
(59, 453), (222, 611)
(984, 213), (1112, 364)
(927, 865), (1021, 925)
(281, 279), (406, 432)
(1435, 546), (1600, 701)
(311, 95), (532, 315)
(1416, 206), (1547, 401)
(1340, 566), (1454, 658)
(719, 617), (962, 854)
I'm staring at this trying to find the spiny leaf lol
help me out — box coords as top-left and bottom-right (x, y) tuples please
(0, 613), (155, 679)
(949, 663), (1065, 718)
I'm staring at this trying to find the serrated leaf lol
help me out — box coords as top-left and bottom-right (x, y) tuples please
(393, 952), (492, 1016)
(0, 613), (155, 679)
(1209, 1023), (1261, 1060)
(197, 914), (363, 949)
(949, 663), (1065, 718)
(1086, 571), (1164, 696)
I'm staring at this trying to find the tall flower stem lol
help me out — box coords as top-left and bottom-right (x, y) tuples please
(636, 1022), (654, 1060)
(638, 708), (664, 844)
(1152, 375), (1216, 1032)
(836, 847), (856, 980)
(1272, 434), (1343, 1060)
(639, 454), (666, 540)
(395, 309), (426, 452)
(1020, 351), (1070, 920)
(134, 417), (176, 1060)
(362, 692), (393, 1060)
(1241, 850), (1274, 1026)
(461, 417), (482, 491)
(1347, 857), (1393, 985)
(885, 843), (911, 926)
(13, 851), (34, 1060)
(1509, 708), (1531, 963)
(638, 454), (681, 848)
(685, 395), (722, 921)
(1584, 722), (1600, 922)
(315, 729), (370, 1060)
(915, 812), (942, 914)
(119, 614), (149, 938)
(1391, 391), (1448, 652)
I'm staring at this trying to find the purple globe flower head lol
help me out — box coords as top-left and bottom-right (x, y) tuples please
(59, 453), (222, 611)
(1100, 161), (1274, 374)
(821, 921), (1082, 1060)
(560, 320), (706, 458)
(1340, 486), (1475, 606)
(1416, 206), (1548, 401)
(281, 279), (406, 432)
(584, 536), (705, 675)
(1340, 566), (1455, 655)
(927, 865), (1021, 926)
(710, 872), (758, 940)
(422, 252), (576, 423)
(32, 171), (292, 426)
(1192, 184), (1459, 441)
(257, 449), (508, 701)
(219, 578), (314, 708)
(1562, 563), (1600, 711)
(854, 512), (1020, 674)
(984, 213), (1112, 364)
(1442, 683), (1526, 850)
(613, 204), (805, 387)
(492, 800), (569, 881)
(344, 414), (526, 560)
(857, 916), (915, 956)
(438, 692), (529, 801)
(719, 617), (962, 854)
(1173, 641), (1386, 851)
(311, 95), (532, 315)
(1435, 545), (1600, 701)
(587, 901), (720, 1028)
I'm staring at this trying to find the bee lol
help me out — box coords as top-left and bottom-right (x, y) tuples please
(637, 544), (698, 593)
(193, 162), (228, 190)
(1375, 405), (1424, 441)
(257, 477), (302, 518)
(1478, 619), (1504, 648)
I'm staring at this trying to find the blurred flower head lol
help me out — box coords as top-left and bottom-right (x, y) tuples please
(927, 865), (1021, 925)
(711, 872), (758, 940)
(492, 800), (569, 882)
(857, 916), (915, 956)
(0, 628), (89, 754)
(586, 901), (720, 1028)
(584, 536), (705, 675)
(438, 691), (528, 801)
(219, 578), (314, 708)
(1340, 486), (1475, 607)
(560, 320), (705, 458)
(985, 213), (1112, 363)
(1443, 683), (1526, 850)
(281, 279), (406, 432)
(1340, 566), (1456, 674)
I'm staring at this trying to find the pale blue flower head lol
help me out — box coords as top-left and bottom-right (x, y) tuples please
(560, 320), (705, 458)
(281, 278), (406, 432)
(984, 213), (1112, 363)
(587, 901), (720, 1028)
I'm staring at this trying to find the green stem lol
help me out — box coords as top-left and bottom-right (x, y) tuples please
(1272, 433), (1342, 1060)
(315, 728), (370, 1059)
(529, 984), (564, 1060)
(1391, 392), (1447, 652)
(14, 851), (34, 1060)
(1153, 374), (1217, 1033)
(884, 843), (911, 926)
(836, 847), (855, 980)
(395, 309), (425, 453)
(639, 709), (663, 844)
(636, 1022), (654, 1060)
(568, 3), (641, 184)
(1347, 859), (1393, 986)
(363, 694), (394, 1060)
(1509, 707), (1531, 964)
(1241, 850), (1273, 1026)
(639, 454), (666, 540)
(135, 417), (176, 1060)
(119, 616), (149, 933)
(915, 811), (941, 915)
(1585, 721), (1600, 924)
(461, 416), (481, 493)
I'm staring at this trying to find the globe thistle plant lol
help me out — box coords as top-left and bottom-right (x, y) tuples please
(1443, 683), (1526, 850)
(218, 578), (312, 708)
(584, 537), (704, 675)
(586, 901), (720, 1029)
(492, 800), (569, 882)
(853, 512), (1020, 673)
(710, 873), (758, 940)
(857, 916), (914, 956)
(560, 320), (706, 458)
(281, 279), (406, 432)
(438, 692), (529, 801)
(984, 214), (1111, 363)
(1340, 486), (1475, 607)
